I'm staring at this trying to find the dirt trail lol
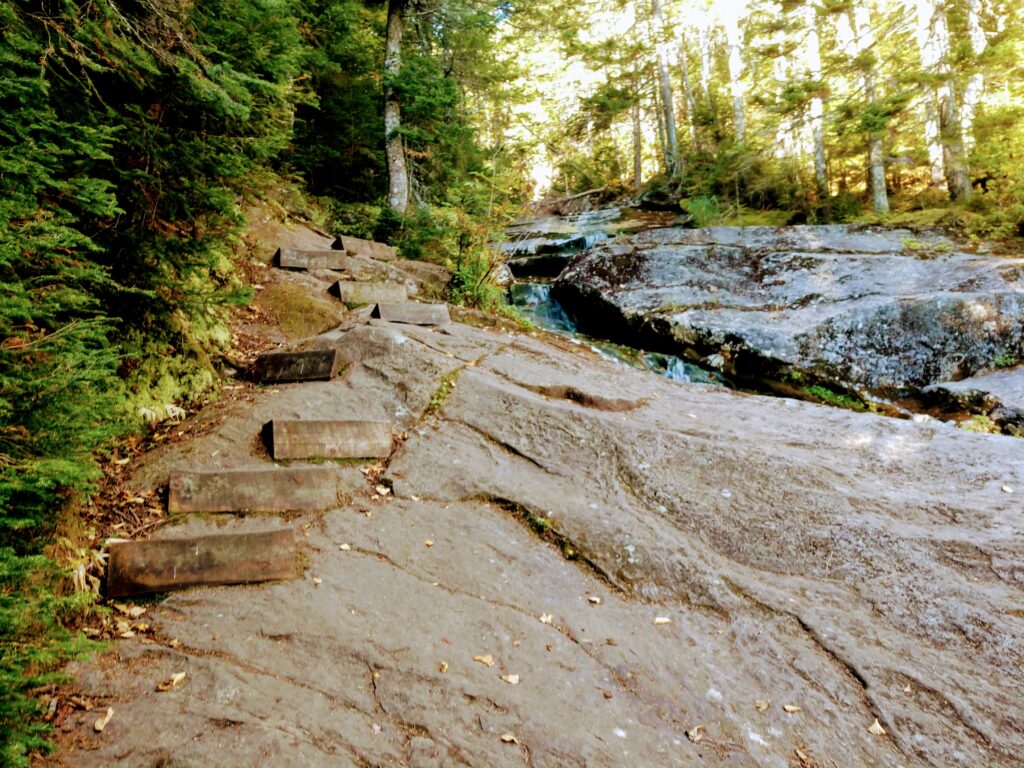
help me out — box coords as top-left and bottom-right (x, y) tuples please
(51, 244), (1022, 767)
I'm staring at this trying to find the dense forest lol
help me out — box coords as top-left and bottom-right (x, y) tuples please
(1, 0), (1021, 763)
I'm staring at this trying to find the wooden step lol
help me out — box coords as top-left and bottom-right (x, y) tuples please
(265, 419), (392, 460)
(250, 349), (342, 383)
(275, 248), (352, 270)
(106, 529), (296, 597)
(329, 280), (407, 305)
(332, 234), (397, 261)
(371, 302), (451, 326)
(168, 467), (339, 513)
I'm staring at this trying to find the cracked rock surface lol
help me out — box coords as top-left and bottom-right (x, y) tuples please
(56, 319), (1023, 768)
(553, 224), (1024, 396)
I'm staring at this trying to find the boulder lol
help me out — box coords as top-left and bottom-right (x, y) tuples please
(554, 224), (1024, 397)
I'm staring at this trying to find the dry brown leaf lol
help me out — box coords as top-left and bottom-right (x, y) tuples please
(312, 577), (323, 586)
(755, 699), (770, 711)
(500, 674), (520, 685)
(653, 616), (671, 625)
(685, 725), (704, 743)
(94, 707), (114, 732)
(868, 719), (887, 736)
(473, 654), (494, 667)
(587, 596), (602, 605)
(783, 704), (802, 713)
(539, 613), (553, 624)
(156, 672), (187, 692)
(439, 662), (448, 673)
(375, 485), (391, 496)
(339, 543), (352, 551)
(424, 540), (434, 547)
(500, 733), (519, 744)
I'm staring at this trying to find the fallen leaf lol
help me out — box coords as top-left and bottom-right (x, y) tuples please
(783, 704), (802, 713)
(424, 540), (434, 547)
(512, 640), (522, 647)
(312, 577), (322, 586)
(439, 662), (448, 673)
(653, 616), (672, 625)
(94, 707), (114, 732)
(500, 733), (519, 744)
(411, 495), (421, 502)
(1001, 485), (1014, 494)
(375, 485), (391, 496)
(685, 725), (704, 743)
(755, 699), (770, 711)
(903, 684), (912, 693)
(339, 543), (352, 551)
(156, 672), (187, 692)
(587, 596), (602, 605)
(539, 613), (553, 624)
(113, 458), (130, 466)
(500, 674), (520, 685)
(868, 719), (887, 736)
(603, 690), (613, 699)
(473, 654), (494, 667)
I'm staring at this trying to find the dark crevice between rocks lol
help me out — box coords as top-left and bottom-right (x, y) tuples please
(482, 496), (625, 595)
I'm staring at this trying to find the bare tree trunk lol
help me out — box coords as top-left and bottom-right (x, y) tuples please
(698, 19), (713, 114)
(722, 5), (746, 144)
(931, 3), (972, 199)
(915, 0), (946, 188)
(385, 0), (410, 214)
(653, 86), (667, 173)
(851, 4), (889, 213)
(652, 0), (680, 177)
(632, 101), (643, 192)
(795, 4), (828, 200)
(678, 31), (698, 145)
(961, 0), (987, 151)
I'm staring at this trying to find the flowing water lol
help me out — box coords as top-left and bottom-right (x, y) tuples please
(504, 207), (726, 386)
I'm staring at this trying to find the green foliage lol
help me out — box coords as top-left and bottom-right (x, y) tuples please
(684, 196), (722, 227)
(1, 552), (99, 766)
(804, 385), (866, 411)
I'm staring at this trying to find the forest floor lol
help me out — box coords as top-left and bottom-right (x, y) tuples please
(43, 217), (1023, 768)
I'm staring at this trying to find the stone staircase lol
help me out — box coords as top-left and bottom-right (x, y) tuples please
(107, 236), (449, 597)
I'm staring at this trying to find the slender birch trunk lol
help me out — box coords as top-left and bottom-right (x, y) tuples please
(652, 0), (680, 177)
(931, 3), (972, 199)
(799, 2), (827, 200)
(385, 0), (410, 213)
(915, 0), (945, 188)
(851, 4), (889, 213)
(722, 5), (746, 144)
(961, 0), (987, 151)
(632, 101), (643, 192)
(678, 30), (697, 145)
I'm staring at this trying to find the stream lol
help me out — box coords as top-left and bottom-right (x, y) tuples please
(502, 207), (726, 386)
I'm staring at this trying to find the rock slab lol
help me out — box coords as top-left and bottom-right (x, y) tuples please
(371, 302), (450, 326)
(106, 529), (296, 597)
(554, 224), (1024, 394)
(250, 349), (342, 383)
(168, 467), (340, 513)
(330, 280), (407, 305)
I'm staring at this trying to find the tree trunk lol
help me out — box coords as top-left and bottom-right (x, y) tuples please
(851, 5), (889, 213)
(914, 0), (946, 188)
(632, 102), (643, 192)
(722, 5), (746, 144)
(651, 0), (680, 177)
(961, 0), (987, 151)
(678, 31), (698, 145)
(385, 0), (410, 214)
(931, 3), (972, 199)
(800, 2), (828, 200)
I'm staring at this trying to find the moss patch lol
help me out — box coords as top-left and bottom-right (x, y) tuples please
(257, 282), (344, 340)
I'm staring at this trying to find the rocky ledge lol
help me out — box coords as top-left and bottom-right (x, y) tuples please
(553, 224), (1024, 406)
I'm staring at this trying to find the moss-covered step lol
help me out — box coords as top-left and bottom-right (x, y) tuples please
(264, 419), (393, 460)
(329, 280), (407, 305)
(106, 529), (296, 597)
(250, 349), (343, 383)
(168, 467), (340, 513)
(371, 302), (450, 326)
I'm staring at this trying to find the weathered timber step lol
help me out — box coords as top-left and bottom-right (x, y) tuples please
(168, 467), (340, 513)
(250, 349), (343, 383)
(329, 280), (408, 305)
(275, 248), (353, 270)
(332, 234), (397, 261)
(371, 302), (451, 326)
(264, 419), (392, 460)
(106, 529), (296, 597)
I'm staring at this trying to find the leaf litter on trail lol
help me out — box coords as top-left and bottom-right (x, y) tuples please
(156, 672), (187, 692)
(500, 733), (519, 744)
(473, 654), (494, 667)
(94, 707), (114, 732)
(868, 719), (887, 736)
(500, 674), (520, 685)
(783, 704), (802, 713)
